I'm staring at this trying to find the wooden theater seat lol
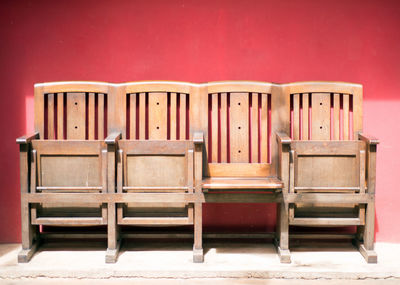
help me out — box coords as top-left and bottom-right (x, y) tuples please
(17, 80), (378, 264)
(202, 177), (283, 190)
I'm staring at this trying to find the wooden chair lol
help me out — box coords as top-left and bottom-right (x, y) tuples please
(17, 80), (378, 264)
(16, 82), (118, 262)
(278, 82), (378, 263)
(106, 82), (203, 262)
(193, 82), (288, 262)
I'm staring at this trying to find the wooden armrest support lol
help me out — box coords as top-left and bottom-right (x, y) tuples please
(16, 132), (39, 144)
(276, 132), (291, 145)
(105, 132), (121, 145)
(359, 133), (379, 145)
(193, 132), (204, 145)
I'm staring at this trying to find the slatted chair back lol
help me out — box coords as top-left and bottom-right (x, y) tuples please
(34, 82), (112, 140)
(115, 82), (192, 140)
(30, 82), (112, 225)
(201, 82), (288, 177)
(282, 82), (367, 224)
(283, 82), (363, 141)
(114, 82), (196, 225)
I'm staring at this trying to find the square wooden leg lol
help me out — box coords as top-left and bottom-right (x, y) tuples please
(19, 201), (39, 263)
(354, 202), (377, 263)
(18, 239), (40, 263)
(275, 202), (291, 263)
(105, 202), (120, 263)
(106, 239), (122, 264)
(193, 203), (204, 263)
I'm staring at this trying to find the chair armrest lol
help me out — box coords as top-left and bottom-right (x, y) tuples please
(193, 132), (204, 193)
(193, 132), (204, 145)
(276, 132), (291, 145)
(16, 132), (39, 144)
(276, 132), (291, 195)
(359, 133), (378, 194)
(105, 132), (121, 145)
(359, 133), (379, 145)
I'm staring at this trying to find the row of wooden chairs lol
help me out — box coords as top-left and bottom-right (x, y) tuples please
(17, 81), (378, 263)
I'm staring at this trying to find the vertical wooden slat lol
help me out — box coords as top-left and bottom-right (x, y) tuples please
(211, 93), (218, 162)
(251, 93), (259, 163)
(260, 93), (268, 163)
(179, 93), (187, 140)
(30, 150), (37, 193)
(187, 149), (194, 193)
(302, 93), (309, 140)
(88, 93), (95, 140)
(34, 85), (44, 137)
(292, 94), (300, 140)
(333, 93), (340, 140)
(311, 93), (330, 140)
(189, 85), (208, 174)
(112, 85), (125, 139)
(101, 149), (108, 194)
(20, 144), (34, 250)
(57, 93), (64, 140)
(139, 92), (146, 140)
(220, 93), (228, 163)
(129, 94), (136, 140)
(170, 93), (177, 140)
(289, 150), (295, 221)
(148, 93), (167, 140)
(343, 94), (350, 140)
(230, 93), (249, 162)
(47, 94), (54, 139)
(66, 93), (85, 139)
(98, 93), (105, 140)
(352, 87), (363, 138)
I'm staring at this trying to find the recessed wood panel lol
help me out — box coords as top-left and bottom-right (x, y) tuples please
(296, 155), (358, 187)
(127, 155), (185, 187)
(229, 93), (249, 162)
(41, 155), (99, 187)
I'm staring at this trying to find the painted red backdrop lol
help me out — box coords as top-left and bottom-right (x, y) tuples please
(1, 0), (399, 243)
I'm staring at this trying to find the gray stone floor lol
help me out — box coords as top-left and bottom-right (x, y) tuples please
(0, 240), (399, 284)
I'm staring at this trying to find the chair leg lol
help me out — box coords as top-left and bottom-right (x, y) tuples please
(193, 202), (203, 263)
(106, 202), (121, 263)
(356, 202), (377, 263)
(18, 202), (39, 263)
(274, 202), (291, 263)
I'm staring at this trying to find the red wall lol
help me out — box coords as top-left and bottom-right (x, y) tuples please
(1, 0), (400, 242)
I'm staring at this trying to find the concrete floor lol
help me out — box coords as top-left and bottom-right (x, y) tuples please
(0, 239), (399, 284)
(1, 279), (400, 285)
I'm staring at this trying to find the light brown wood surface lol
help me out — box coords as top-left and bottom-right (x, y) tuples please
(18, 81), (376, 264)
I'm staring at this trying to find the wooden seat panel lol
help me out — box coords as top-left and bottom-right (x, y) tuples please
(202, 177), (283, 190)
